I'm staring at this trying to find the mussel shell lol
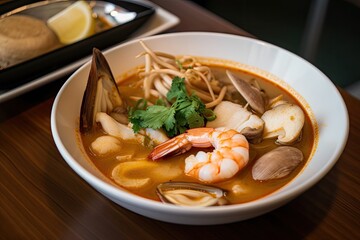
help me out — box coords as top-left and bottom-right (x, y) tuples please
(80, 48), (126, 133)
(156, 182), (228, 207)
(252, 146), (303, 181)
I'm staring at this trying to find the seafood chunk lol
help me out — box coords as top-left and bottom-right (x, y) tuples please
(112, 161), (152, 189)
(261, 103), (305, 145)
(206, 101), (264, 141)
(149, 127), (249, 183)
(96, 112), (142, 142)
(226, 70), (265, 114)
(96, 112), (169, 146)
(252, 146), (303, 181)
(112, 161), (182, 189)
(91, 135), (122, 156)
(80, 48), (127, 133)
(140, 128), (169, 146)
(156, 182), (228, 207)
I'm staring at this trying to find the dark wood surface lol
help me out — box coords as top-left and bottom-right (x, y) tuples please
(1, 1), (359, 239)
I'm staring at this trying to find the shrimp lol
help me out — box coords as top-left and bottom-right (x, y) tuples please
(148, 127), (249, 183)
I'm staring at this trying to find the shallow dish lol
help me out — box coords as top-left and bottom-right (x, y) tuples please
(51, 32), (349, 225)
(0, 0), (179, 103)
(0, 0), (155, 89)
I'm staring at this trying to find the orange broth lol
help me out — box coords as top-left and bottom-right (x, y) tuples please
(80, 64), (315, 204)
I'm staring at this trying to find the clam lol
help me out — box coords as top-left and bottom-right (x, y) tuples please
(80, 48), (127, 133)
(252, 146), (303, 181)
(156, 182), (228, 207)
(226, 70), (265, 114)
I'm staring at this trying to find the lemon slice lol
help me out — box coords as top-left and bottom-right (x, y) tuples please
(47, 1), (95, 44)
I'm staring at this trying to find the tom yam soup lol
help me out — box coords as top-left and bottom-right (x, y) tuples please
(79, 42), (316, 207)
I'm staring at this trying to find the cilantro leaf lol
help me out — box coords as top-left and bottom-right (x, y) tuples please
(130, 105), (175, 131)
(166, 76), (187, 102)
(128, 77), (216, 137)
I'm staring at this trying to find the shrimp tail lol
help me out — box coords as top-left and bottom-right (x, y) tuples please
(149, 127), (215, 160)
(148, 134), (192, 160)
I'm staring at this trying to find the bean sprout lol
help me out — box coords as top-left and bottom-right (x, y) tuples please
(137, 40), (229, 109)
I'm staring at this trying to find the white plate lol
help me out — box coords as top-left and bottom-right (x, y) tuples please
(0, 1), (179, 103)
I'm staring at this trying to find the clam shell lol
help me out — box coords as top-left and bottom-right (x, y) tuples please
(226, 70), (265, 114)
(252, 146), (303, 181)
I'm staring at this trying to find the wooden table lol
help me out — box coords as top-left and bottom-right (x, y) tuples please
(1, 0), (359, 239)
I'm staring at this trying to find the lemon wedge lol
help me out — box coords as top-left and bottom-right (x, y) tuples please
(47, 1), (95, 44)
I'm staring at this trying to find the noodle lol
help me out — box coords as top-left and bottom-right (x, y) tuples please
(136, 40), (229, 109)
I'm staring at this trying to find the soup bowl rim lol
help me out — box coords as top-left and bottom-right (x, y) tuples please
(51, 31), (349, 223)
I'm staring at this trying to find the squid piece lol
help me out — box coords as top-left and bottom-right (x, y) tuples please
(91, 135), (122, 156)
(96, 112), (169, 146)
(206, 101), (264, 141)
(112, 161), (153, 189)
(140, 128), (169, 146)
(112, 161), (182, 189)
(96, 112), (142, 142)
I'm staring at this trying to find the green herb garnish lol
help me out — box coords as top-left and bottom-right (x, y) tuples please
(129, 77), (216, 137)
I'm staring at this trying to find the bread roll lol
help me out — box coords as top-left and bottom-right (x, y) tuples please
(0, 15), (60, 69)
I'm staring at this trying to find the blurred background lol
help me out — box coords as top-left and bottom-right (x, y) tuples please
(0, 0), (359, 99)
(191, 0), (360, 99)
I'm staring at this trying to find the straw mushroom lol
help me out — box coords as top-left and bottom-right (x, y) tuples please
(206, 101), (264, 141)
(261, 103), (305, 145)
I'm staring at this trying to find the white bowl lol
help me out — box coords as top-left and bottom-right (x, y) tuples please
(51, 32), (349, 225)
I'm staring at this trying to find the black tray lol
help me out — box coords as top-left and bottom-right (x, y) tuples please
(0, 0), (155, 89)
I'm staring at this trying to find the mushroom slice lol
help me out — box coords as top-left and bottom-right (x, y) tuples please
(240, 115), (265, 141)
(261, 103), (305, 145)
(267, 94), (288, 109)
(157, 182), (228, 207)
(252, 146), (303, 181)
(206, 101), (264, 141)
(226, 70), (265, 114)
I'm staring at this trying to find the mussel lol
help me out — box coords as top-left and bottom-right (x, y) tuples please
(252, 146), (303, 181)
(157, 182), (228, 207)
(80, 48), (127, 133)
